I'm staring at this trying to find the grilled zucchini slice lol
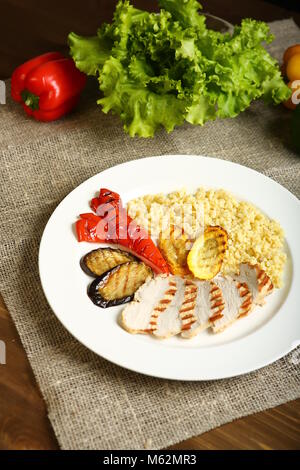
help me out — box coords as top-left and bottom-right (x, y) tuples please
(158, 225), (191, 276)
(81, 248), (136, 277)
(187, 226), (228, 280)
(88, 261), (153, 308)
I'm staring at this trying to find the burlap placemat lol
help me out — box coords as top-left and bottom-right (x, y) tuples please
(0, 19), (300, 450)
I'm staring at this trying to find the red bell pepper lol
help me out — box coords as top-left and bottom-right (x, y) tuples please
(76, 213), (104, 243)
(76, 189), (170, 274)
(11, 52), (86, 121)
(91, 188), (122, 214)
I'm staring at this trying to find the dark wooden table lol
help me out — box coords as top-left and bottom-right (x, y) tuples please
(1, 0), (300, 450)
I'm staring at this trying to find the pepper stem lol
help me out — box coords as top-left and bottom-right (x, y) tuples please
(25, 97), (33, 106)
(21, 89), (40, 111)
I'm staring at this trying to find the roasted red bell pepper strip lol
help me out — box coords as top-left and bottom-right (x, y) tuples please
(116, 211), (170, 273)
(91, 188), (123, 213)
(11, 52), (86, 121)
(76, 189), (170, 274)
(76, 213), (104, 243)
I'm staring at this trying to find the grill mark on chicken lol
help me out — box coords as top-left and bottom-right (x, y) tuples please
(236, 281), (252, 318)
(179, 280), (198, 327)
(259, 274), (269, 289)
(182, 323), (196, 331)
(154, 306), (167, 312)
(166, 289), (177, 295)
(241, 298), (252, 308)
(185, 288), (197, 295)
(209, 282), (225, 327)
(210, 285), (219, 293)
(181, 314), (194, 320)
(209, 283), (224, 315)
(268, 282), (274, 292)
(211, 298), (223, 308)
(180, 305), (195, 314)
(258, 269), (265, 280)
(210, 312), (223, 322)
(240, 290), (249, 297)
(210, 293), (221, 301)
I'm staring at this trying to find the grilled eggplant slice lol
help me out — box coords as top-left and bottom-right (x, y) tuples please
(81, 248), (136, 277)
(88, 261), (153, 308)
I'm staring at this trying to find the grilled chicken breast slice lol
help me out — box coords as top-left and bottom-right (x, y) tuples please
(121, 275), (170, 334)
(233, 263), (273, 306)
(153, 277), (186, 339)
(211, 276), (253, 333)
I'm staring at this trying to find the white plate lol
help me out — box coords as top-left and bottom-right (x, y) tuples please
(39, 155), (300, 381)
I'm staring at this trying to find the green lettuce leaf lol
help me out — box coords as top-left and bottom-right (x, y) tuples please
(98, 57), (186, 137)
(158, 0), (205, 30)
(68, 33), (112, 76)
(69, 0), (291, 137)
